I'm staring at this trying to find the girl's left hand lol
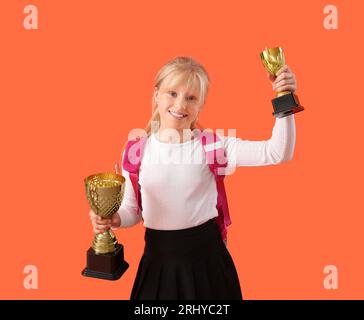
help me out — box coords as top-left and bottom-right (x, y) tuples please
(267, 65), (297, 93)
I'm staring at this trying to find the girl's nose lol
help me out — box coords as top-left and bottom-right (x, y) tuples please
(175, 97), (187, 109)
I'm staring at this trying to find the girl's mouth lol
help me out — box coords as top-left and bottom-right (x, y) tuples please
(168, 110), (187, 120)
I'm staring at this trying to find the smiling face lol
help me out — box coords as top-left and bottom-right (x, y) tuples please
(153, 72), (203, 136)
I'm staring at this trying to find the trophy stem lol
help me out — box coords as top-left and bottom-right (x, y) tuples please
(92, 229), (118, 255)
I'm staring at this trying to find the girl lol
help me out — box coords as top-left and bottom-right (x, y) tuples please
(89, 56), (297, 300)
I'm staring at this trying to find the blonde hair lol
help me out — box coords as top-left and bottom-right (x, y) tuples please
(145, 56), (210, 136)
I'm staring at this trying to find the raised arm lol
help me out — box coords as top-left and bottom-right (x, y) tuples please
(220, 114), (296, 174)
(238, 113), (295, 165)
(221, 64), (298, 173)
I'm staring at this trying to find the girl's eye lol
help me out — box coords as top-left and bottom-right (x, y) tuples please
(169, 91), (177, 97)
(168, 91), (196, 101)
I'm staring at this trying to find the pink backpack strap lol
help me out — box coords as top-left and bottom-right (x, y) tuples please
(198, 131), (232, 243)
(122, 136), (148, 215)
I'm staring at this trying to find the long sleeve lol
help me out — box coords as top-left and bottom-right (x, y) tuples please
(221, 114), (296, 175)
(117, 150), (143, 228)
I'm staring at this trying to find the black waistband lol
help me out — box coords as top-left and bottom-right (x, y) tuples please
(145, 218), (217, 238)
(143, 218), (223, 254)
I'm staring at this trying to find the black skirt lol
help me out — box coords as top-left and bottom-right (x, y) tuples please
(130, 218), (243, 300)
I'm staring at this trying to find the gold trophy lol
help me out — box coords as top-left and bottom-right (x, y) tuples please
(260, 47), (304, 118)
(82, 171), (129, 280)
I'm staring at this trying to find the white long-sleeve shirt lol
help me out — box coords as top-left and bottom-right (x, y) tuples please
(117, 114), (296, 230)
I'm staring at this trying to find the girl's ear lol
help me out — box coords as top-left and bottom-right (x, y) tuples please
(153, 87), (159, 102)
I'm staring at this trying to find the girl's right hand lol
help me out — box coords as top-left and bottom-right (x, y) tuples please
(89, 210), (121, 234)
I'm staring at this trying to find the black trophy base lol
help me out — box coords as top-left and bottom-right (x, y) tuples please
(82, 244), (129, 281)
(272, 92), (304, 118)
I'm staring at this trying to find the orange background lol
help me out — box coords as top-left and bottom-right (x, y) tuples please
(1, 0), (363, 299)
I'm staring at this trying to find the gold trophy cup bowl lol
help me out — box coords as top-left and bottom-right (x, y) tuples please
(260, 47), (304, 118)
(82, 172), (129, 280)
